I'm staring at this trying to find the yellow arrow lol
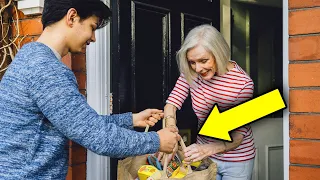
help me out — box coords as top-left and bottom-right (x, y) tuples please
(198, 89), (286, 141)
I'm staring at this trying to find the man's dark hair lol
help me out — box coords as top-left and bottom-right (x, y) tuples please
(42, 0), (111, 29)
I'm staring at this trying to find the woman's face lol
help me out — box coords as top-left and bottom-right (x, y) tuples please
(187, 45), (217, 80)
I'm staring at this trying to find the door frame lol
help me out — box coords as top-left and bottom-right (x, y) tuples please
(283, 0), (289, 179)
(86, 1), (112, 180)
(85, 0), (290, 179)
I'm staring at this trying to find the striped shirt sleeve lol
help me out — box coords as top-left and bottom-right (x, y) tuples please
(236, 80), (254, 104)
(234, 80), (254, 136)
(166, 74), (190, 110)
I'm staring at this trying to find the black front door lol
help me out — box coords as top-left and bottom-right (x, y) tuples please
(110, 0), (220, 178)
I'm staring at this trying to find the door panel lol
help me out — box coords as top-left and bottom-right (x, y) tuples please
(111, 0), (220, 178)
(112, 0), (220, 130)
(111, 0), (220, 131)
(134, 3), (170, 113)
(183, 14), (212, 37)
(251, 118), (283, 180)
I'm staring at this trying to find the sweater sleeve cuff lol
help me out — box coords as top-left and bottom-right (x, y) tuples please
(147, 132), (160, 153)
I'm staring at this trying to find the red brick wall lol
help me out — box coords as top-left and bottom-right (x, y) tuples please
(11, 9), (87, 180)
(289, 0), (320, 179)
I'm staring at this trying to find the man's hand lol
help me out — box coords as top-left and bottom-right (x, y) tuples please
(156, 142), (178, 165)
(157, 127), (181, 154)
(132, 109), (164, 128)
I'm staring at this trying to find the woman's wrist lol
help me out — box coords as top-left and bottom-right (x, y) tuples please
(164, 115), (176, 127)
(203, 144), (216, 157)
(222, 142), (227, 153)
(211, 142), (227, 154)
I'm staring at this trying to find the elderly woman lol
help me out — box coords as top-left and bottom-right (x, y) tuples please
(163, 24), (255, 180)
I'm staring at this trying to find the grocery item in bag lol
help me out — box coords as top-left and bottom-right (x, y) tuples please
(165, 154), (182, 177)
(138, 165), (162, 180)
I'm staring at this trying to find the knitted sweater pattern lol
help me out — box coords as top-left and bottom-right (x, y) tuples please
(0, 42), (160, 179)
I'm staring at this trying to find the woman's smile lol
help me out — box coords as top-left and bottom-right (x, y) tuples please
(200, 70), (209, 77)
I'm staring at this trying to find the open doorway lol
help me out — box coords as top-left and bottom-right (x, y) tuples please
(107, 0), (284, 179)
(230, 0), (283, 180)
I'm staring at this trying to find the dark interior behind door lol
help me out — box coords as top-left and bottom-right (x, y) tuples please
(110, 0), (220, 178)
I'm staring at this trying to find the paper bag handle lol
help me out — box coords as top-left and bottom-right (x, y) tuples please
(161, 119), (193, 178)
(144, 119), (193, 178)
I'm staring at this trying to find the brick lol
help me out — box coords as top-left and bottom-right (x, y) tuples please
(13, 9), (26, 20)
(12, 18), (43, 37)
(290, 90), (320, 112)
(66, 166), (72, 180)
(289, 63), (320, 87)
(290, 140), (320, 165)
(11, 9), (41, 21)
(81, 48), (87, 54)
(70, 146), (87, 165)
(289, 0), (320, 9)
(69, 141), (83, 148)
(79, 89), (87, 97)
(2, 23), (9, 37)
(289, 35), (320, 60)
(0, 49), (10, 79)
(10, 6), (34, 20)
(289, 9), (320, 35)
(62, 53), (72, 69)
(290, 114), (320, 139)
(13, 35), (39, 49)
(71, 53), (86, 72)
(290, 166), (320, 180)
(74, 71), (86, 89)
(66, 164), (86, 180)
(71, 164), (86, 180)
(0, 72), (4, 80)
(68, 142), (86, 166)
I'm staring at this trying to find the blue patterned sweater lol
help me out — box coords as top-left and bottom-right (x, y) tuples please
(0, 42), (160, 179)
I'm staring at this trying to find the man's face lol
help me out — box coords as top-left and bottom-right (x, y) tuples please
(69, 15), (99, 53)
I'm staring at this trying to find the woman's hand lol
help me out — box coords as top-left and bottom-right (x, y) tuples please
(183, 143), (217, 164)
(183, 133), (244, 163)
(132, 109), (164, 128)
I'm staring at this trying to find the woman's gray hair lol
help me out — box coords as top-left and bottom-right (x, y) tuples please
(176, 24), (230, 85)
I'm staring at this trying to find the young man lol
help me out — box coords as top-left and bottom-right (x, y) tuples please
(0, 0), (179, 179)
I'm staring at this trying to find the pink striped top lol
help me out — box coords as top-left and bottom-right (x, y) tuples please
(166, 61), (255, 162)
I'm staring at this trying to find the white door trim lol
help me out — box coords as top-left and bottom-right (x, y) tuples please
(283, 0), (289, 179)
(265, 144), (284, 180)
(86, 1), (111, 179)
(252, 147), (259, 180)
